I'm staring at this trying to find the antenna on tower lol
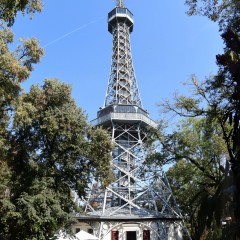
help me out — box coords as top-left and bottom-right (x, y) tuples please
(116, 0), (124, 7)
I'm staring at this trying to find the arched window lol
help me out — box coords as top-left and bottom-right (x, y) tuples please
(143, 230), (150, 240)
(111, 230), (119, 240)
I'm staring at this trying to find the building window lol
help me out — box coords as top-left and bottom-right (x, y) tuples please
(143, 230), (150, 240)
(88, 229), (93, 234)
(75, 228), (80, 233)
(126, 231), (137, 240)
(111, 230), (119, 240)
(126, 231), (136, 240)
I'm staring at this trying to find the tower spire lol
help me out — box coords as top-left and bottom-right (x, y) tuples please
(116, 0), (124, 7)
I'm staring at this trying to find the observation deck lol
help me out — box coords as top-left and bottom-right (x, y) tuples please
(108, 7), (134, 33)
(91, 105), (157, 129)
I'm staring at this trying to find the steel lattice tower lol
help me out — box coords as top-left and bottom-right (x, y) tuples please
(76, 1), (190, 239)
(104, 1), (141, 107)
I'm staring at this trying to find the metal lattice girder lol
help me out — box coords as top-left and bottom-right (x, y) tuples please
(84, 122), (182, 219)
(77, 2), (192, 239)
(104, 21), (142, 107)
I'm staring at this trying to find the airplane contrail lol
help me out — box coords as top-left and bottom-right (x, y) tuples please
(43, 16), (105, 48)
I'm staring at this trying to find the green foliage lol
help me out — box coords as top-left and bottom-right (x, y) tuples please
(161, 118), (230, 239)
(0, 80), (112, 239)
(206, 20), (240, 238)
(0, 2), (113, 238)
(0, 0), (43, 26)
(157, 11), (240, 237)
(0, 27), (43, 115)
(6, 178), (73, 240)
(0, 24), (43, 218)
(0, 1), (113, 239)
(185, 0), (240, 29)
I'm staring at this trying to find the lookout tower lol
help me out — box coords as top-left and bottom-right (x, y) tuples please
(75, 1), (190, 239)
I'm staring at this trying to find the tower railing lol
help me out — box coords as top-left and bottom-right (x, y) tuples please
(91, 112), (157, 129)
(91, 105), (157, 128)
(108, 7), (134, 20)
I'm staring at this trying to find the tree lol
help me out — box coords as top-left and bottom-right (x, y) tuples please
(167, 161), (223, 240)
(182, 1), (240, 237)
(0, 2), (45, 237)
(157, 118), (230, 239)
(0, 27), (44, 117)
(0, 80), (113, 239)
(185, 0), (240, 30)
(0, 2), (113, 239)
(0, 21), (44, 223)
(0, 0), (43, 26)
(206, 20), (240, 239)
(0, 0), (44, 143)
(158, 28), (240, 235)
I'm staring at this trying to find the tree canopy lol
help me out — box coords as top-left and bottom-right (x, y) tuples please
(0, 0), (43, 26)
(153, 2), (240, 237)
(0, 80), (112, 239)
(161, 118), (230, 239)
(0, 2), (113, 239)
(185, 0), (240, 29)
(155, 11), (240, 237)
(0, 17), (44, 224)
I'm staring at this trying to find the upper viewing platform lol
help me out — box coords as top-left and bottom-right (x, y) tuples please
(108, 7), (134, 33)
(91, 105), (157, 129)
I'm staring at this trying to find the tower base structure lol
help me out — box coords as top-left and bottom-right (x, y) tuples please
(72, 106), (191, 240)
(73, 217), (184, 240)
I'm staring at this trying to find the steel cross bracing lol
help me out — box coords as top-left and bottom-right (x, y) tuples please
(81, 120), (191, 240)
(104, 21), (142, 107)
(79, 116), (191, 239)
(84, 122), (181, 218)
(77, 2), (192, 239)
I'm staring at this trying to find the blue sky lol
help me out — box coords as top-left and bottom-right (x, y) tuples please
(12, 0), (223, 122)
